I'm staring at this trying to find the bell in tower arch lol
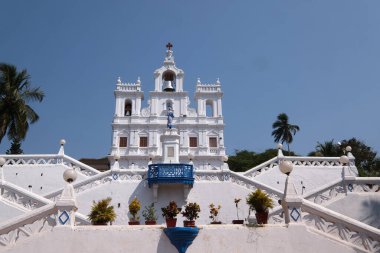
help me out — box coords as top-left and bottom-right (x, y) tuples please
(162, 70), (175, 92)
(163, 80), (175, 92)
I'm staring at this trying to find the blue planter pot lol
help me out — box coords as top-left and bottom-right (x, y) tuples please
(164, 227), (200, 253)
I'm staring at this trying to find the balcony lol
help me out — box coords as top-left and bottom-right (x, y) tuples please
(147, 163), (194, 187)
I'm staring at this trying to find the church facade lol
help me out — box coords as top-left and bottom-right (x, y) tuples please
(109, 44), (226, 170)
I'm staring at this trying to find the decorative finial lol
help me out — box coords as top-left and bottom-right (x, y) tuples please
(117, 77), (121, 84)
(137, 76), (141, 84)
(166, 42), (173, 51)
(216, 78), (220, 85)
(197, 78), (201, 85)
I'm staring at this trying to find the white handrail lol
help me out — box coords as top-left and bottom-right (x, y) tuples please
(63, 155), (100, 176)
(302, 199), (380, 251)
(0, 181), (53, 212)
(230, 171), (284, 197)
(243, 157), (278, 177)
(44, 170), (112, 200)
(0, 203), (56, 235)
(302, 199), (380, 236)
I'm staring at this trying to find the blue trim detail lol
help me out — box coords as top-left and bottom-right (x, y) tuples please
(148, 164), (194, 187)
(290, 208), (300, 222)
(112, 173), (119, 180)
(164, 227), (199, 253)
(59, 210), (70, 225)
(348, 183), (353, 192)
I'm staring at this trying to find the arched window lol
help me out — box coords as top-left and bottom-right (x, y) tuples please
(125, 100), (132, 116)
(206, 100), (214, 117)
(166, 100), (173, 111)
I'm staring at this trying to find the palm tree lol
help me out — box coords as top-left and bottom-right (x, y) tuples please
(271, 113), (300, 153)
(0, 63), (44, 144)
(315, 140), (340, 157)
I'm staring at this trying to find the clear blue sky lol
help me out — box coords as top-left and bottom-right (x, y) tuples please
(1, 1), (380, 158)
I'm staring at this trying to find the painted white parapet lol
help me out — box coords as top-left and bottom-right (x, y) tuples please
(0, 180), (53, 211)
(243, 156), (354, 178)
(0, 203), (57, 248)
(195, 82), (222, 93)
(302, 199), (380, 252)
(0, 224), (369, 253)
(2, 154), (100, 177)
(303, 178), (346, 205)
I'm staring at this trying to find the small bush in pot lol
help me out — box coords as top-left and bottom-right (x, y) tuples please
(181, 202), (201, 227)
(128, 197), (141, 225)
(246, 189), (274, 224)
(142, 203), (158, 225)
(232, 198), (244, 224)
(88, 197), (116, 225)
(209, 203), (222, 224)
(161, 201), (181, 227)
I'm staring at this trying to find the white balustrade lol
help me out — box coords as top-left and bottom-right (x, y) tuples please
(0, 181), (52, 211)
(0, 203), (56, 248)
(302, 199), (380, 252)
(1, 154), (100, 177)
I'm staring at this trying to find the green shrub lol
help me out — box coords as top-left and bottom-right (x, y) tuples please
(88, 197), (116, 225)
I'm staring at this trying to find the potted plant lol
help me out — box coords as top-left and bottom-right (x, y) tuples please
(142, 202), (158, 225)
(128, 197), (141, 225)
(88, 197), (116, 225)
(232, 198), (244, 224)
(161, 201), (181, 227)
(209, 203), (222, 224)
(246, 189), (274, 224)
(181, 202), (201, 227)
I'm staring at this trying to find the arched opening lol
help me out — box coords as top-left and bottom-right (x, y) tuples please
(206, 99), (214, 117)
(166, 100), (173, 111)
(162, 70), (176, 92)
(124, 100), (132, 116)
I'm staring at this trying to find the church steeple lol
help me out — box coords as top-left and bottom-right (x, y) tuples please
(153, 43), (184, 92)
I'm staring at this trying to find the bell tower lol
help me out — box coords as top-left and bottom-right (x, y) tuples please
(150, 44), (187, 117)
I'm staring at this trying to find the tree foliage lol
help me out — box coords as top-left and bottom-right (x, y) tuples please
(308, 139), (340, 157)
(6, 138), (23, 154)
(0, 63), (44, 144)
(271, 113), (300, 152)
(309, 138), (380, 177)
(227, 149), (295, 172)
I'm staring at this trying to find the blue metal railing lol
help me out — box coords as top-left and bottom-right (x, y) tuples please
(147, 163), (194, 187)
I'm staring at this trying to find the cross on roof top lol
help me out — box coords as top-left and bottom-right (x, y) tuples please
(166, 42), (173, 51)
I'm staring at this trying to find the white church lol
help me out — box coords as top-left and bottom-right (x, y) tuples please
(0, 45), (379, 253)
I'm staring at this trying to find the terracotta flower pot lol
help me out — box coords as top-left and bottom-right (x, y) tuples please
(128, 221), (140, 225)
(232, 220), (244, 224)
(255, 211), (269, 224)
(165, 218), (177, 228)
(145, 220), (157, 225)
(183, 220), (195, 227)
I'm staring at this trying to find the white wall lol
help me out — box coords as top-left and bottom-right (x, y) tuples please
(3, 165), (86, 195)
(76, 180), (253, 225)
(327, 193), (380, 228)
(3, 224), (359, 253)
(0, 202), (24, 223)
(254, 166), (343, 195)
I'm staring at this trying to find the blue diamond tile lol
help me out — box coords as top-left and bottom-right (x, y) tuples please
(348, 184), (353, 192)
(112, 173), (119, 180)
(290, 208), (300, 222)
(59, 210), (70, 225)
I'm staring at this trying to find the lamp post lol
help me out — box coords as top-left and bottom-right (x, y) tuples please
(0, 157), (6, 183)
(279, 160), (301, 224)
